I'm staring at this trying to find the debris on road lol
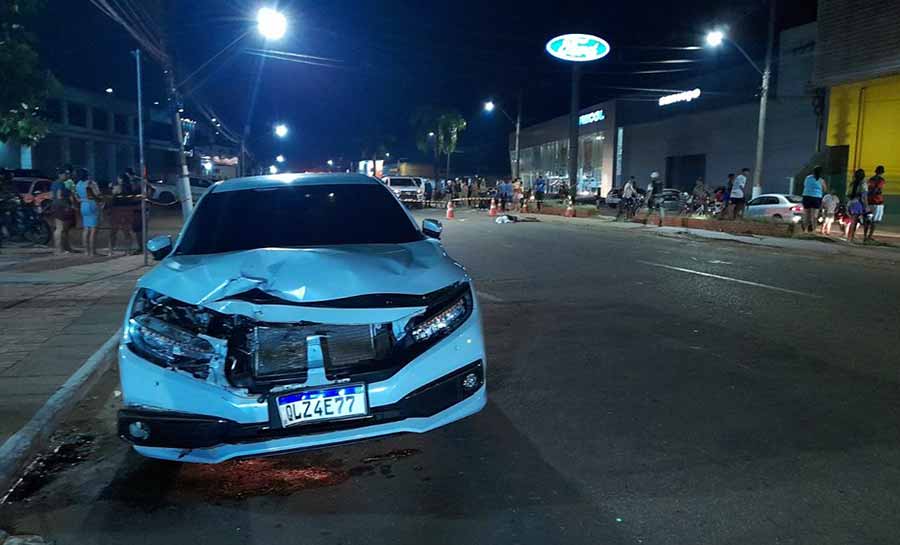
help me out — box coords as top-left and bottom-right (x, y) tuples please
(495, 214), (541, 224)
(1, 435), (94, 505)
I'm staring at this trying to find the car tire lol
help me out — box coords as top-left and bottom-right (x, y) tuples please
(773, 214), (783, 222)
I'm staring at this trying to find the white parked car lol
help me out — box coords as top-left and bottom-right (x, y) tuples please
(382, 176), (424, 205)
(118, 173), (486, 463)
(745, 193), (804, 222)
(149, 176), (217, 204)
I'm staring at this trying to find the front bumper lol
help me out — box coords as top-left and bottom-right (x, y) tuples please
(119, 360), (483, 450)
(118, 306), (487, 463)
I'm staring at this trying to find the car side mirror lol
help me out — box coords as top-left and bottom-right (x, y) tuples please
(422, 218), (443, 239)
(146, 235), (173, 261)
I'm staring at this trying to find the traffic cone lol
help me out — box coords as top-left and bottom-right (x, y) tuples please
(446, 199), (455, 220)
(488, 198), (498, 217)
(564, 197), (575, 218)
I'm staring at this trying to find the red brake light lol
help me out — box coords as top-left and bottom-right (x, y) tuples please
(790, 205), (803, 213)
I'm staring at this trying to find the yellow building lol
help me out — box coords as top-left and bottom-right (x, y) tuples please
(827, 74), (900, 200)
(816, 0), (900, 224)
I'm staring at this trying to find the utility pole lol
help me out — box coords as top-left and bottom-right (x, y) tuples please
(166, 70), (193, 217)
(752, 0), (777, 197)
(514, 89), (522, 180)
(133, 49), (148, 266)
(567, 64), (581, 200)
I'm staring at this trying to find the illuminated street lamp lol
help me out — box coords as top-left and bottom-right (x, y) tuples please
(705, 4), (775, 197)
(268, 165), (279, 174)
(428, 131), (435, 137)
(274, 123), (289, 138)
(257, 7), (287, 40)
(705, 30), (724, 47)
(105, 87), (114, 94)
(276, 154), (285, 163)
(483, 96), (523, 179)
(327, 159), (334, 166)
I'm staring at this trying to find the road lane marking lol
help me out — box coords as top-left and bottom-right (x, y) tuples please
(476, 291), (505, 303)
(638, 261), (822, 298)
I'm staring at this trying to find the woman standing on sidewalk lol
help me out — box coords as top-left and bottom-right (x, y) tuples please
(801, 166), (827, 233)
(846, 169), (868, 242)
(75, 168), (102, 256)
(50, 167), (75, 255)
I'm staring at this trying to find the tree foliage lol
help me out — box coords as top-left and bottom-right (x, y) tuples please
(0, 0), (57, 146)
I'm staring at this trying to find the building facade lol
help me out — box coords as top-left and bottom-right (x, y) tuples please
(0, 86), (179, 182)
(513, 23), (820, 198)
(815, 0), (900, 225)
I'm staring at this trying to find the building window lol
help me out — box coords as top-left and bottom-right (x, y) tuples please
(92, 107), (109, 131)
(68, 103), (87, 127)
(115, 114), (129, 135)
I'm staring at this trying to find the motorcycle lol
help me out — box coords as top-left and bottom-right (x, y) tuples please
(0, 195), (52, 245)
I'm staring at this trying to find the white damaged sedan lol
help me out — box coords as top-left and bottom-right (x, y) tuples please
(118, 173), (486, 463)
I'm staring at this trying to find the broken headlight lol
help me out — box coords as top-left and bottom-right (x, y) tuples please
(406, 286), (472, 344)
(126, 289), (217, 379)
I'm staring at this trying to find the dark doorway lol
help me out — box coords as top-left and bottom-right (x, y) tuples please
(665, 154), (706, 192)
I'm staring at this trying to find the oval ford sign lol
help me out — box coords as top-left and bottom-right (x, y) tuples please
(545, 34), (610, 62)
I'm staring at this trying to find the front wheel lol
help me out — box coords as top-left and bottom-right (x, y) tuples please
(25, 219), (52, 245)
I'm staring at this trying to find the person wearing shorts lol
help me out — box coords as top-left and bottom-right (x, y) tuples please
(866, 165), (886, 241)
(846, 169), (868, 242)
(729, 169), (749, 219)
(802, 166), (827, 233)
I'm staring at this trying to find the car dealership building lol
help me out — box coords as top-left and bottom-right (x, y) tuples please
(512, 23), (819, 198)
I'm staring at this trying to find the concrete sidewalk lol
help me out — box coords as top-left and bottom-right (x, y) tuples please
(0, 253), (149, 444)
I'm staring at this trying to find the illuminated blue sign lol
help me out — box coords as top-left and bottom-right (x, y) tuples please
(579, 110), (605, 126)
(546, 34), (611, 62)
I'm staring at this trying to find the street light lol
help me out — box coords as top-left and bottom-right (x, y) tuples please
(257, 7), (287, 40)
(705, 4), (775, 197)
(274, 123), (289, 138)
(483, 96), (522, 179)
(268, 165), (279, 174)
(276, 154), (285, 163)
(705, 30), (724, 47)
(428, 131), (435, 137)
(327, 159), (334, 166)
(105, 87), (114, 94)
(385, 152), (391, 158)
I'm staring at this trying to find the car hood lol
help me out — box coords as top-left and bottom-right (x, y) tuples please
(138, 240), (467, 307)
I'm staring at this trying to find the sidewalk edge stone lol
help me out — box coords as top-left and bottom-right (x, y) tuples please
(0, 328), (121, 496)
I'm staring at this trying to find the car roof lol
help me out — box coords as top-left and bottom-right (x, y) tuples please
(211, 173), (381, 193)
(754, 193), (791, 199)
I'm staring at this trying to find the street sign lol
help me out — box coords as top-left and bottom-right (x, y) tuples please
(545, 34), (611, 62)
(659, 88), (702, 106)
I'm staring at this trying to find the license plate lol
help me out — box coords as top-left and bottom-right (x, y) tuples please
(275, 384), (368, 428)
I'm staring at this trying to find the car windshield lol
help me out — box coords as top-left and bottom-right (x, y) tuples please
(176, 183), (422, 255)
(786, 195), (802, 203)
(391, 179), (416, 187)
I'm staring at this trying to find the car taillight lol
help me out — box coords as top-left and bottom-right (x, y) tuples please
(790, 205), (803, 213)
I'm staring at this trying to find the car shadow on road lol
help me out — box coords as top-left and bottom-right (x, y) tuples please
(48, 401), (632, 544)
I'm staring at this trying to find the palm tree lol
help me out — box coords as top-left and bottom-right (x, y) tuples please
(410, 106), (440, 178)
(436, 111), (466, 179)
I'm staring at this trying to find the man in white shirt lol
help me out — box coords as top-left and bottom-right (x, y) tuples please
(730, 168), (749, 219)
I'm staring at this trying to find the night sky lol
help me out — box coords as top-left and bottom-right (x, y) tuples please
(38, 0), (816, 174)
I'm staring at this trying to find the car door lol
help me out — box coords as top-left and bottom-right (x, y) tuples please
(746, 196), (770, 218)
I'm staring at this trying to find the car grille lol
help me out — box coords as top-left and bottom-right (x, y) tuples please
(251, 324), (382, 381)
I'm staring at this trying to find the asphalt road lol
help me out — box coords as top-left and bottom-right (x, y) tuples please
(2, 208), (900, 545)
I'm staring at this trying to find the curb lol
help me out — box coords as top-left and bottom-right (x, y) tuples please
(0, 328), (122, 497)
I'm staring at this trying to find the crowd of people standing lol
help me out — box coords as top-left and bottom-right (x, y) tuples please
(48, 164), (145, 256)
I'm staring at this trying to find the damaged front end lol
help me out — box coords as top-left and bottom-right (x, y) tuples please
(123, 282), (474, 396)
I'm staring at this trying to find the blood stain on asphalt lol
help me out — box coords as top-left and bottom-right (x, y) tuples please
(175, 458), (350, 500)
